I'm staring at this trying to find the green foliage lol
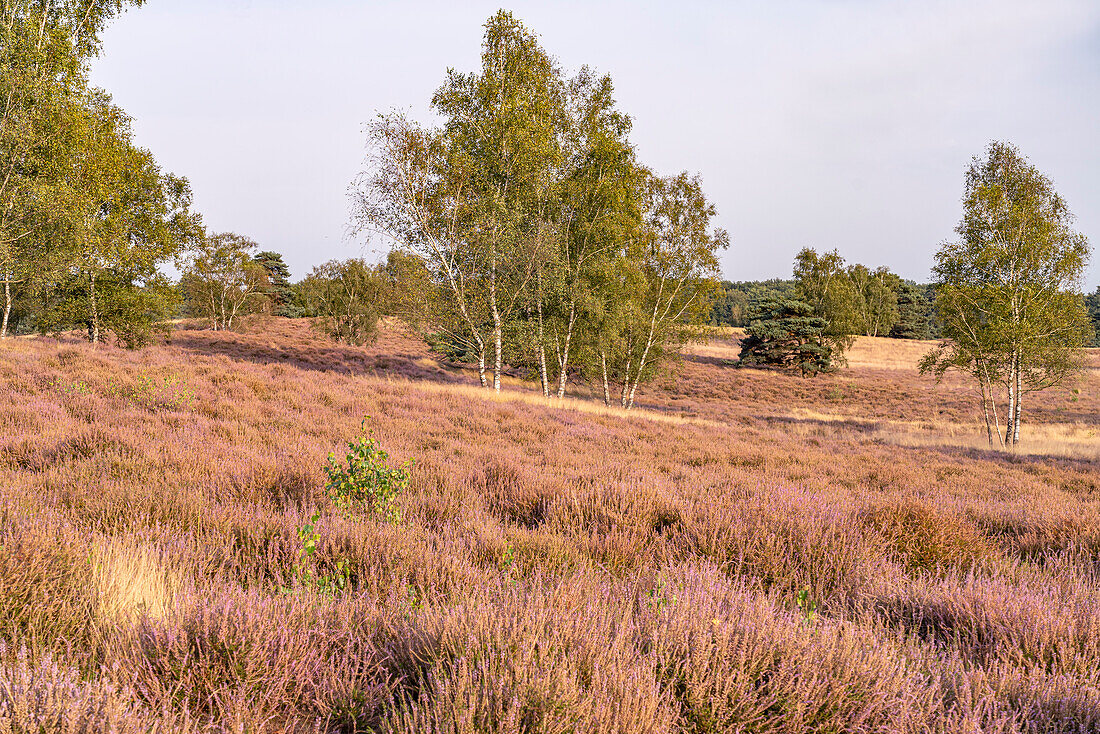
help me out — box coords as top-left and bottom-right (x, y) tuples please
(499, 542), (516, 573)
(795, 586), (818, 625)
(300, 259), (385, 346)
(3, 1), (149, 60)
(254, 251), (302, 318)
(356, 12), (724, 404)
(47, 371), (197, 411)
(889, 281), (932, 340)
(499, 542), (517, 586)
(1086, 286), (1100, 347)
(847, 263), (900, 337)
(324, 421), (412, 523)
(922, 141), (1092, 448)
(181, 233), (267, 331)
(36, 269), (179, 347)
(737, 297), (833, 377)
(106, 372), (197, 411)
(793, 247), (910, 353)
(710, 279), (797, 327)
(793, 248), (859, 358)
(403, 583), (424, 613)
(46, 378), (93, 397)
(1, 3), (199, 345)
(647, 576), (675, 613)
(289, 510), (349, 597)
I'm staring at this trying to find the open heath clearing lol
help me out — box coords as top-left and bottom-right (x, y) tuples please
(1, 319), (1099, 733)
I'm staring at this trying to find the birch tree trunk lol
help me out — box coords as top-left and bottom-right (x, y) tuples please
(489, 250), (502, 391)
(477, 349), (488, 388)
(982, 364), (1004, 450)
(1004, 352), (1018, 449)
(978, 364), (994, 449)
(619, 354), (631, 409)
(601, 351), (611, 407)
(492, 308), (502, 391)
(88, 270), (99, 345)
(554, 301), (576, 399)
(536, 286), (549, 397)
(1, 277), (10, 339)
(626, 316), (659, 411)
(1012, 367), (1022, 446)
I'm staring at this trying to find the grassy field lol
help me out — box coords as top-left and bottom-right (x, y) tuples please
(1, 319), (1099, 732)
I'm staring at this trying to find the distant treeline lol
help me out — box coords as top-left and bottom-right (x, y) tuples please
(1089, 289), (1100, 347)
(709, 267), (943, 341)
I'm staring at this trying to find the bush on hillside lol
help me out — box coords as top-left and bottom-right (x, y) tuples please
(737, 297), (833, 377)
(324, 422), (412, 523)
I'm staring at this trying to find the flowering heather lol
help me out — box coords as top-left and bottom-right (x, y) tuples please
(0, 318), (1098, 732)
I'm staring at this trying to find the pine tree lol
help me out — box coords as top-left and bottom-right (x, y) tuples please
(737, 297), (833, 377)
(1086, 286), (1100, 347)
(889, 281), (931, 339)
(254, 251), (300, 317)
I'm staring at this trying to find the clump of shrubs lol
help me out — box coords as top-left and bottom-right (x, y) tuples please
(324, 420), (412, 523)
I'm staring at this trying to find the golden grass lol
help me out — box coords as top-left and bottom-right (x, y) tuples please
(682, 331), (942, 371)
(843, 335), (943, 370)
(386, 377), (724, 429)
(93, 539), (181, 623)
(878, 420), (1100, 461)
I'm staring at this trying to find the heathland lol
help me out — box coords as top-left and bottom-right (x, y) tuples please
(2, 318), (1099, 732)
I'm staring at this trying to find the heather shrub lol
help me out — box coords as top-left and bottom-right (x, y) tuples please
(0, 515), (102, 653)
(475, 458), (548, 528)
(504, 529), (587, 578)
(117, 592), (391, 728)
(648, 566), (920, 734)
(105, 372), (197, 412)
(874, 573), (1100, 677)
(0, 645), (161, 734)
(325, 422), (411, 523)
(2, 318), (1099, 731)
(862, 500), (999, 573)
(46, 372), (197, 413)
(672, 485), (887, 609)
(379, 575), (678, 734)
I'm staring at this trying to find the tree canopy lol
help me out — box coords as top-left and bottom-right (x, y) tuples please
(1, 0), (199, 344)
(737, 297), (833, 377)
(920, 141), (1092, 449)
(355, 10), (725, 407)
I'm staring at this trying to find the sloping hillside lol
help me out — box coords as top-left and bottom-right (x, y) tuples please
(1, 319), (1098, 732)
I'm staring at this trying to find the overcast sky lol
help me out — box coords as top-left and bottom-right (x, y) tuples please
(90, 0), (1100, 288)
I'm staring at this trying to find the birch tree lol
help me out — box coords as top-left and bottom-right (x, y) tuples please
(300, 259), (385, 346)
(357, 11), (561, 390)
(606, 172), (727, 410)
(920, 141), (1092, 449)
(49, 92), (198, 344)
(538, 68), (642, 398)
(431, 10), (562, 391)
(355, 114), (494, 384)
(793, 248), (858, 360)
(181, 233), (267, 332)
(2, 1), (187, 343)
(356, 11), (727, 401)
(0, 4), (84, 337)
(2, 1), (147, 59)
(847, 264), (900, 337)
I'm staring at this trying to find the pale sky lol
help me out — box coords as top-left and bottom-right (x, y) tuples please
(90, 0), (1100, 289)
